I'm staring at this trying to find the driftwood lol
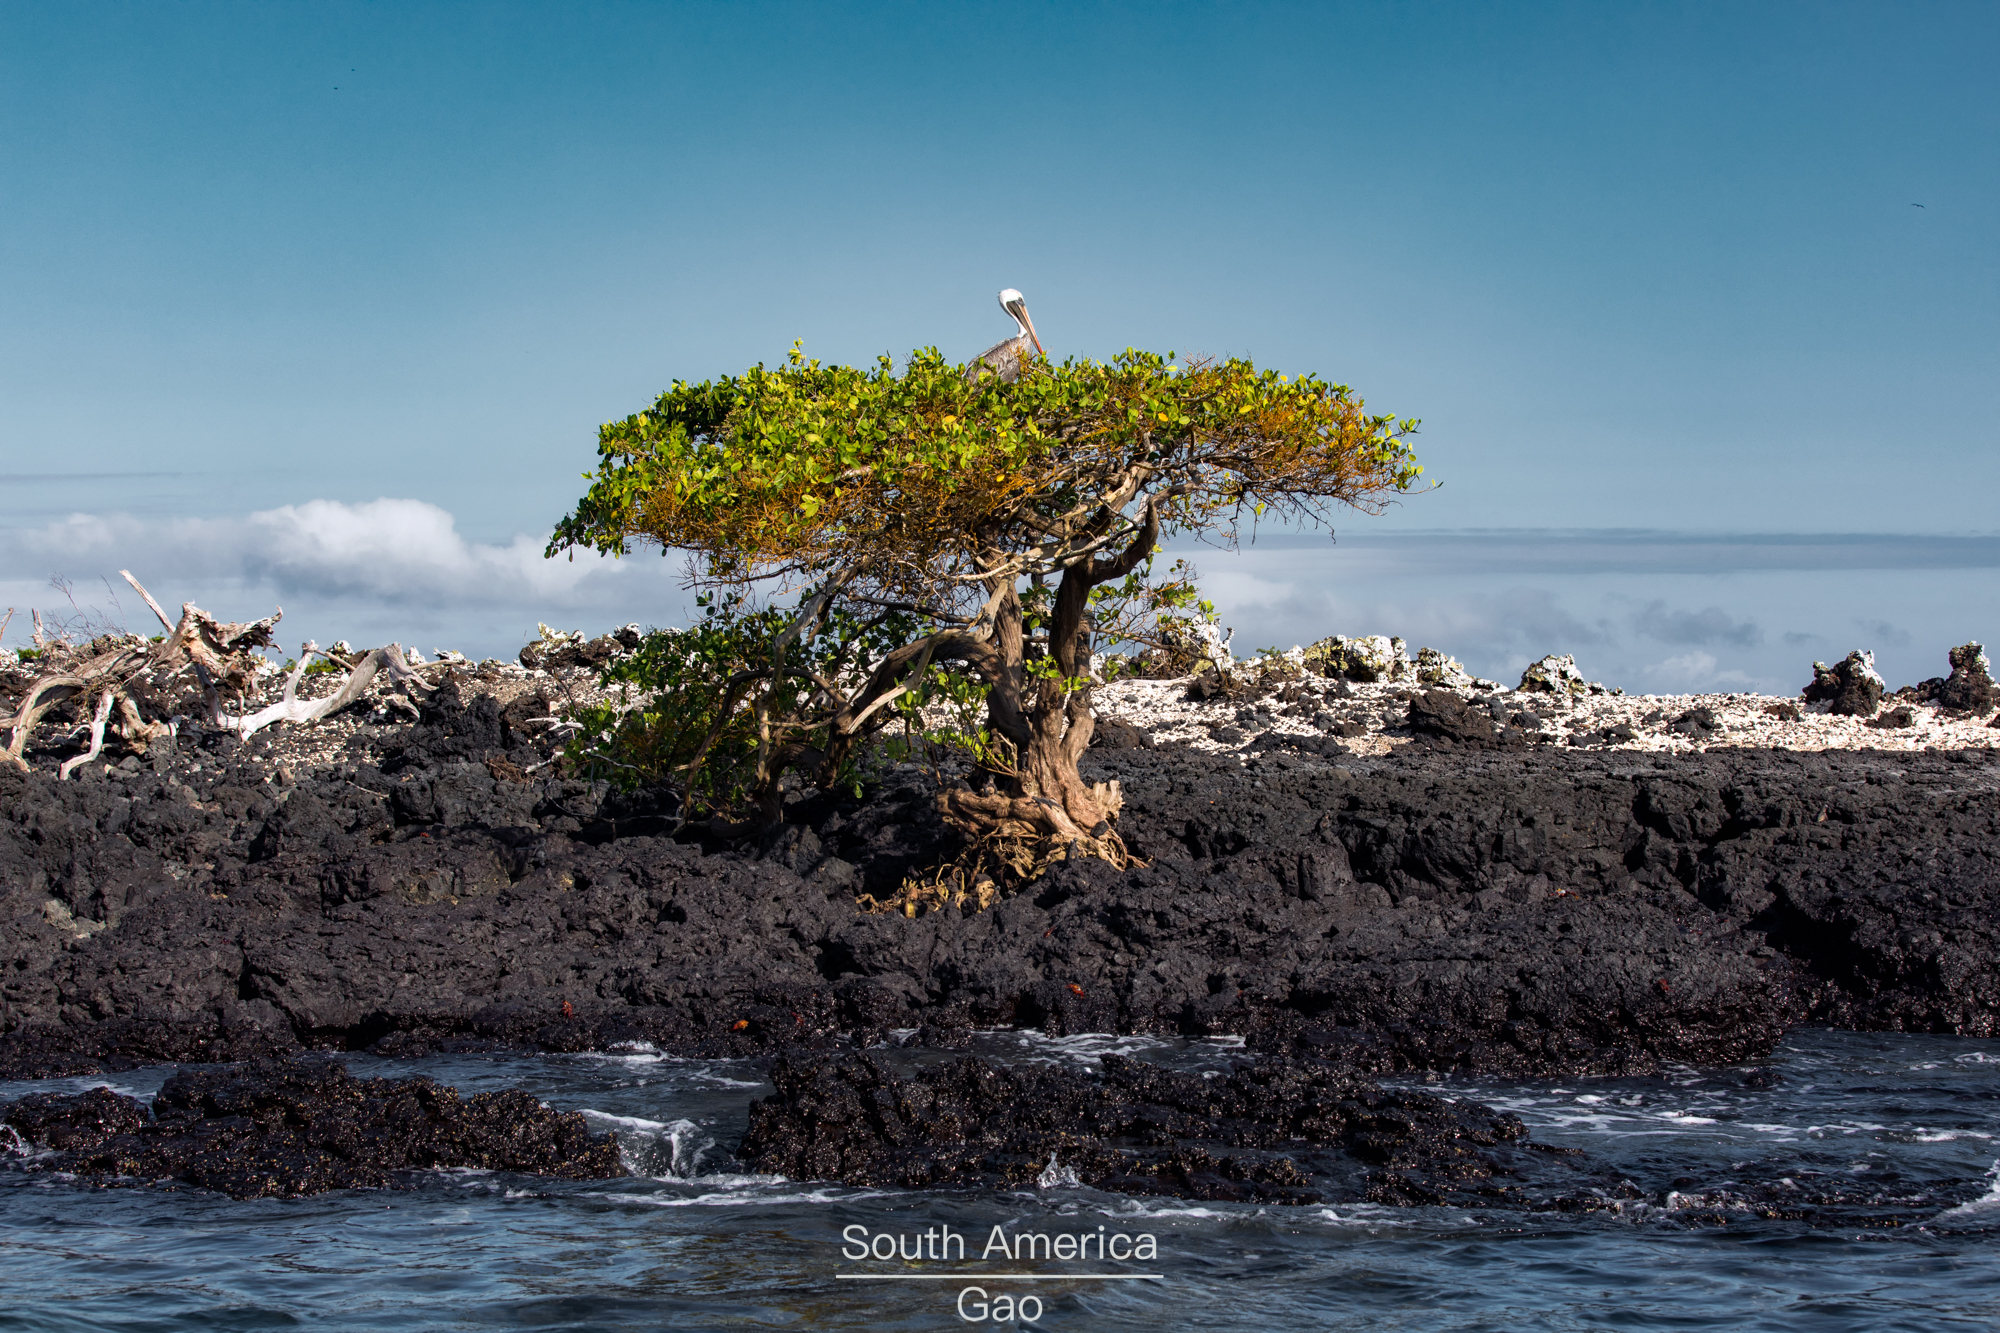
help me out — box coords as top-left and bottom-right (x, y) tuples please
(1, 571), (432, 778)
(214, 639), (431, 738)
(58, 688), (116, 781)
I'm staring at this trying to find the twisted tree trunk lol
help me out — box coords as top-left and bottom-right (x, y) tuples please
(935, 501), (1160, 866)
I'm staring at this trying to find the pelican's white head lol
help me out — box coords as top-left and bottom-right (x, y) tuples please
(996, 288), (1043, 357)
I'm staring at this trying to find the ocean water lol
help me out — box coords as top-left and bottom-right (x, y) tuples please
(2, 1029), (1997, 1332)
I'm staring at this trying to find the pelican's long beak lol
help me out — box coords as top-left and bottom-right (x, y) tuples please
(1021, 307), (1045, 359)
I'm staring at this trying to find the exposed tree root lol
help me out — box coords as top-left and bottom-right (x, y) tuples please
(939, 777), (1127, 846)
(857, 860), (1000, 918)
(859, 778), (1139, 917)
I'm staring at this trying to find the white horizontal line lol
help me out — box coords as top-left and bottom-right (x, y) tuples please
(835, 1273), (1164, 1282)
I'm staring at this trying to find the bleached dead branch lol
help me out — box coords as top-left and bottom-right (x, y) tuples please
(58, 688), (116, 780)
(6, 674), (87, 766)
(119, 570), (174, 633)
(210, 640), (431, 739)
(3, 572), (437, 775)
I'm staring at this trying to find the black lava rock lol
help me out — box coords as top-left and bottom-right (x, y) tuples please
(1670, 707), (1721, 738)
(740, 1050), (1531, 1206)
(6, 682), (2000, 1083)
(1, 1057), (625, 1198)
(1091, 717), (1156, 750)
(1406, 690), (1519, 750)
(2, 1085), (145, 1151)
(1803, 651), (1885, 718)
(1936, 643), (1996, 713)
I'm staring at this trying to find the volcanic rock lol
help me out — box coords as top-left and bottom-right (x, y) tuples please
(5, 681), (2000, 1082)
(1804, 650), (1885, 717)
(1, 1057), (624, 1198)
(1405, 690), (1520, 750)
(1304, 634), (1412, 683)
(1518, 653), (1612, 696)
(2, 1085), (144, 1151)
(1935, 642), (1996, 713)
(517, 624), (639, 673)
(740, 1049), (1532, 1205)
(1669, 707), (1722, 738)
(1413, 647), (1477, 689)
(1092, 717), (1156, 750)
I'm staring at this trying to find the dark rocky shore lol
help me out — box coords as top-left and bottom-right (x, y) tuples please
(742, 1048), (1554, 1208)
(5, 675), (1999, 1202)
(2, 1056), (621, 1197)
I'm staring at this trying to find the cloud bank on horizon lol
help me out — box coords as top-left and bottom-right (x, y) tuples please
(29, 499), (588, 601)
(0, 497), (697, 661)
(6, 498), (1995, 699)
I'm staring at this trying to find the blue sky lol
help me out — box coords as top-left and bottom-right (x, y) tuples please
(3, 2), (1996, 691)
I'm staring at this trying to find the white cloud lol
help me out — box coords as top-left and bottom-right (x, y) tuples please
(10, 498), (630, 603)
(239, 499), (602, 601)
(0, 498), (696, 659)
(4, 504), (1989, 693)
(1639, 651), (1759, 693)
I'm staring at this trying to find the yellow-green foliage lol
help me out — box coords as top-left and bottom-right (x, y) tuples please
(548, 346), (1420, 587)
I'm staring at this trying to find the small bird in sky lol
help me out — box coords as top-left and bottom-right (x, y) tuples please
(1912, 203), (1926, 208)
(967, 288), (1044, 383)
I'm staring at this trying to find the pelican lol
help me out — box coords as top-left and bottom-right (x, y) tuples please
(967, 288), (1044, 382)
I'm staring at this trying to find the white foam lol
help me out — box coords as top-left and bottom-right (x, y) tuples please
(995, 1031), (1183, 1066)
(688, 1072), (766, 1088)
(1939, 1160), (2000, 1221)
(1037, 1153), (1082, 1189)
(583, 1114), (723, 1180)
(595, 1183), (868, 1209)
(1804, 1121), (1889, 1136)
(582, 1110), (677, 1133)
(1314, 1207), (1419, 1229)
(1104, 1202), (1242, 1220)
(575, 1049), (765, 1086)
(590, 1051), (668, 1065)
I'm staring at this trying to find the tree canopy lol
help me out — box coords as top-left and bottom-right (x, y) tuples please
(553, 345), (1419, 596)
(549, 343), (1421, 893)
